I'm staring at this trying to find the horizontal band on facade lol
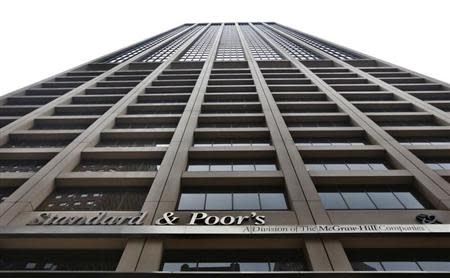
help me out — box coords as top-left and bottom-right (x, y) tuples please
(0, 224), (449, 237)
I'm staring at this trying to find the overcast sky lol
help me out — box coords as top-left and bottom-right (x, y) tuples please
(0, 0), (449, 96)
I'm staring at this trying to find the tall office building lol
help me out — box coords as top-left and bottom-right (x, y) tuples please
(0, 22), (449, 276)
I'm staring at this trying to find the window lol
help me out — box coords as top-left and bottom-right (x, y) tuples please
(215, 25), (246, 62)
(140, 25), (204, 63)
(377, 120), (438, 127)
(319, 186), (427, 210)
(240, 24), (282, 61)
(96, 139), (170, 148)
(347, 249), (450, 271)
(0, 250), (121, 271)
(0, 160), (47, 173)
(295, 137), (366, 146)
(115, 123), (178, 129)
(38, 187), (148, 211)
(178, 25), (219, 62)
(187, 160), (277, 172)
(74, 160), (160, 172)
(267, 23), (359, 60)
(424, 160), (450, 170)
(288, 121), (351, 127)
(398, 138), (450, 146)
(305, 159), (389, 171)
(102, 24), (190, 63)
(193, 139), (270, 147)
(178, 188), (288, 211)
(161, 250), (306, 272)
(0, 187), (16, 203)
(1, 139), (71, 148)
(254, 24), (321, 61)
(197, 122), (266, 128)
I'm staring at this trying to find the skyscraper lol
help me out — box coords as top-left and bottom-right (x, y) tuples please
(0, 22), (449, 275)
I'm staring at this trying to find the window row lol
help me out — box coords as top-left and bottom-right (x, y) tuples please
(162, 250), (304, 272)
(178, 189), (288, 211)
(187, 161), (277, 172)
(295, 137), (366, 146)
(74, 160), (161, 172)
(38, 187), (148, 211)
(305, 160), (389, 171)
(319, 186), (426, 210)
(193, 139), (271, 147)
(96, 139), (170, 148)
(0, 160), (46, 173)
(1, 248), (450, 272)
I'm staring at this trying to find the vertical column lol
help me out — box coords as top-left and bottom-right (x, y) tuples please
(120, 24), (223, 271)
(236, 23), (332, 271)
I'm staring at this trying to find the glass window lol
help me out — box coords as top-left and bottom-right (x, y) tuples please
(0, 250), (121, 271)
(306, 164), (326, 171)
(194, 143), (212, 147)
(347, 248), (450, 271)
(178, 194), (205, 210)
(325, 164), (348, 171)
(205, 194), (232, 210)
(369, 163), (388, 170)
(213, 142), (231, 147)
(260, 193), (288, 210)
(197, 262), (233, 271)
(393, 192), (424, 209)
(162, 262), (196, 272)
(187, 165), (209, 171)
(255, 164), (277, 171)
(367, 192), (404, 209)
(418, 261), (450, 271)
(161, 249), (306, 272)
(319, 192), (348, 209)
(347, 164), (371, 171)
(381, 261), (421, 271)
(352, 262), (384, 271)
(233, 193), (260, 210)
(233, 164), (255, 171)
(426, 163), (443, 170)
(341, 192), (376, 209)
(238, 262), (270, 272)
(38, 187), (147, 211)
(210, 164), (232, 171)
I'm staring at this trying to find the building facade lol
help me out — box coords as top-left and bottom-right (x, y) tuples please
(0, 22), (450, 276)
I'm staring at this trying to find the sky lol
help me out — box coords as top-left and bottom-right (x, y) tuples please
(0, 0), (449, 96)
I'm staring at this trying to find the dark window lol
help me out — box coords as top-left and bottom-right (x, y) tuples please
(305, 158), (390, 171)
(424, 159), (450, 170)
(399, 137), (450, 146)
(295, 137), (366, 146)
(161, 250), (306, 272)
(97, 139), (170, 148)
(377, 120), (438, 127)
(187, 160), (277, 172)
(0, 160), (47, 173)
(178, 187), (288, 211)
(319, 186), (427, 210)
(1, 140), (71, 148)
(347, 249), (450, 271)
(74, 159), (160, 172)
(115, 123), (178, 129)
(0, 250), (121, 271)
(38, 187), (148, 211)
(288, 121), (351, 127)
(0, 187), (16, 203)
(32, 123), (91, 130)
(198, 122), (266, 128)
(194, 139), (271, 147)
